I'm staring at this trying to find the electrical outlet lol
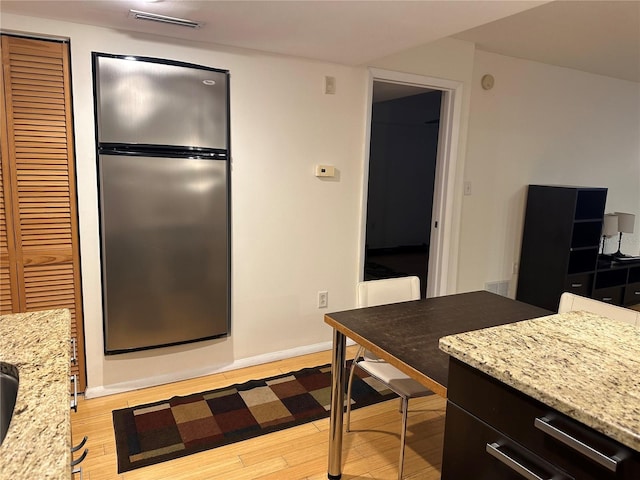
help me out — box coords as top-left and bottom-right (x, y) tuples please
(318, 291), (328, 308)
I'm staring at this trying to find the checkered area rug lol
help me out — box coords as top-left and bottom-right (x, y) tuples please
(113, 361), (399, 473)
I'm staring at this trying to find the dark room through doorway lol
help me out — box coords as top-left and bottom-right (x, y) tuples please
(364, 81), (442, 297)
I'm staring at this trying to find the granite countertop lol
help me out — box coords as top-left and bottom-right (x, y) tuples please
(439, 310), (640, 452)
(0, 309), (71, 480)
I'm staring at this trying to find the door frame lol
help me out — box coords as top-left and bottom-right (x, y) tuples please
(359, 68), (464, 297)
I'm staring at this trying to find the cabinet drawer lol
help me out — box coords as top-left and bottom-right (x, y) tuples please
(565, 273), (593, 296)
(447, 359), (640, 479)
(623, 282), (640, 306)
(592, 286), (624, 305)
(442, 403), (574, 480)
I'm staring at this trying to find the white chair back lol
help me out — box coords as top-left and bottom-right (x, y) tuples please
(357, 276), (421, 308)
(558, 292), (639, 327)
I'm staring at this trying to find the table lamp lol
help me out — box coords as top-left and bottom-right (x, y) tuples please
(601, 213), (619, 254)
(612, 212), (635, 258)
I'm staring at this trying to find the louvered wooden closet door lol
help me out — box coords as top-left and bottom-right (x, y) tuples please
(0, 35), (85, 390)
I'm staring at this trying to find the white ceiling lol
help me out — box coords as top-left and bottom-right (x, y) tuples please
(454, 0), (640, 83)
(1, 1), (638, 82)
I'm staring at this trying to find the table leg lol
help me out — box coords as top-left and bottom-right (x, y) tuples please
(328, 328), (346, 479)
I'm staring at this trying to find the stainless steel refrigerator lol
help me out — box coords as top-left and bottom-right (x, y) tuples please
(93, 53), (230, 354)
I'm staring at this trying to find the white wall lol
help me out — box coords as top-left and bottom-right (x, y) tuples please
(369, 42), (640, 298)
(1, 13), (369, 395)
(458, 50), (640, 295)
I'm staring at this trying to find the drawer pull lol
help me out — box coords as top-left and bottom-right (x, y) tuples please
(570, 283), (583, 288)
(534, 416), (621, 472)
(602, 297), (613, 302)
(70, 337), (77, 365)
(70, 374), (78, 412)
(486, 442), (553, 480)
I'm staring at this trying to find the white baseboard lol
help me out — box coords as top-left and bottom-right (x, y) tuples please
(84, 338), (356, 399)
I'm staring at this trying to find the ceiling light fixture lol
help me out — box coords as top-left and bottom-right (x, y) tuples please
(129, 9), (203, 29)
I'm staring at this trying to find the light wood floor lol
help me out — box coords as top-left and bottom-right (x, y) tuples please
(71, 346), (446, 480)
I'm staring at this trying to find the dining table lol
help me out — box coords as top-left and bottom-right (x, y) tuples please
(323, 290), (550, 479)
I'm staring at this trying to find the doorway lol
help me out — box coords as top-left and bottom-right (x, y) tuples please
(364, 82), (442, 297)
(361, 69), (464, 298)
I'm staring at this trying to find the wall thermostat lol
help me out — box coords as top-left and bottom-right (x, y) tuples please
(315, 165), (336, 177)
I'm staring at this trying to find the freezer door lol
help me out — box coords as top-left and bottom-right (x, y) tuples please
(99, 154), (229, 353)
(95, 55), (228, 150)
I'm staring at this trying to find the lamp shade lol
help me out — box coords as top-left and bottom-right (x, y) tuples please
(602, 214), (619, 236)
(614, 212), (635, 233)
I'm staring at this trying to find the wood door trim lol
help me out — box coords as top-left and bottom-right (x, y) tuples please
(1, 36), (25, 312)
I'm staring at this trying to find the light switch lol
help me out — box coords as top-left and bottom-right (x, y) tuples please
(324, 76), (336, 95)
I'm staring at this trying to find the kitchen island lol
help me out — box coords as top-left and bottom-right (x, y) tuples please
(439, 310), (640, 479)
(0, 309), (71, 480)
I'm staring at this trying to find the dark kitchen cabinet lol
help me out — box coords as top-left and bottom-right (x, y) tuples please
(441, 358), (640, 480)
(516, 185), (607, 311)
(443, 403), (575, 480)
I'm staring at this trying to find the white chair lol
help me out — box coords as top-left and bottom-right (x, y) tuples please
(345, 276), (431, 480)
(558, 292), (639, 327)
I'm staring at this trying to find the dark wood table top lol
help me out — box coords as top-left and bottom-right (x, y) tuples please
(324, 290), (550, 397)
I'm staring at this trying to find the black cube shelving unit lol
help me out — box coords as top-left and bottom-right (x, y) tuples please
(516, 185), (607, 311)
